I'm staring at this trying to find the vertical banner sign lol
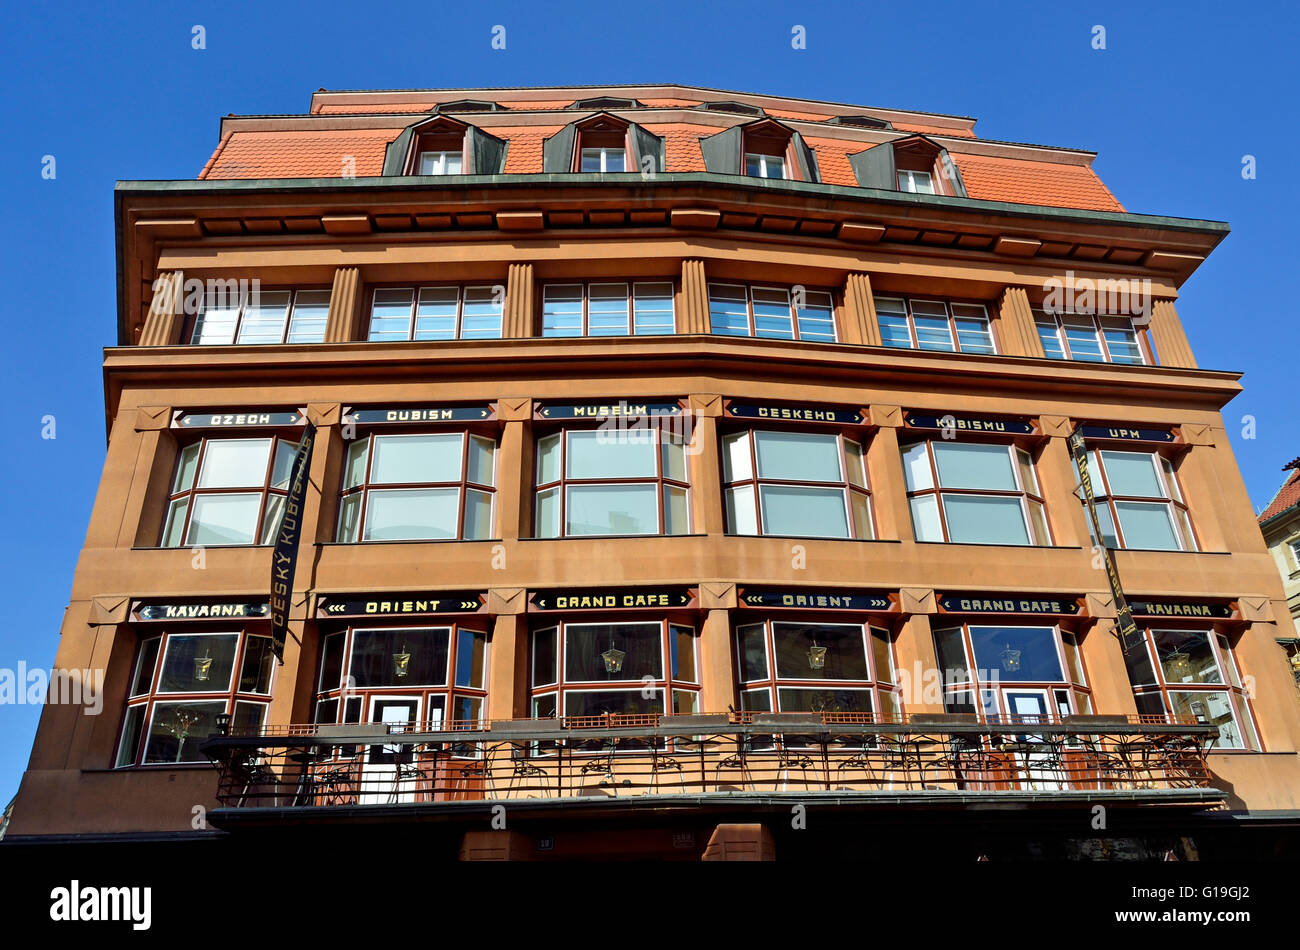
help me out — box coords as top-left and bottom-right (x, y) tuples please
(1068, 428), (1140, 651)
(270, 422), (316, 662)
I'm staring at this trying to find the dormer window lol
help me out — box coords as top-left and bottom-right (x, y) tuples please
(745, 152), (785, 179)
(574, 120), (630, 172)
(898, 169), (934, 194)
(418, 150), (463, 175)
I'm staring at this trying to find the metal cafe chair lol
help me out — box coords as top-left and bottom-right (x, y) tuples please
(486, 719), (563, 797)
(230, 753), (279, 808)
(911, 713), (979, 790)
(1061, 715), (1129, 790)
(577, 737), (623, 791)
(667, 714), (730, 795)
(754, 713), (817, 792)
(714, 734), (758, 791)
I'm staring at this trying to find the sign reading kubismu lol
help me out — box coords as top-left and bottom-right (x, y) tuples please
(317, 592), (487, 616)
(531, 588), (694, 610)
(904, 412), (1036, 435)
(344, 405), (494, 424)
(726, 402), (867, 425)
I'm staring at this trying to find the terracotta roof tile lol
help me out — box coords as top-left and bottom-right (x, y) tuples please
(201, 129), (397, 179)
(497, 99), (574, 110)
(767, 108), (831, 121)
(640, 98), (702, 108)
(495, 125), (565, 173)
(894, 121), (976, 138)
(1260, 468), (1300, 522)
(951, 152), (1125, 212)
(643, 123), (713, 171)
(802, 136), (862, 187)
(314, 103), (432, 114)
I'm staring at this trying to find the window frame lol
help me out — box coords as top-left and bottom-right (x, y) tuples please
(902, 437), (1051, 546)
(1081, 447), (1198, 552)
(336, 429), (498, 543)
(872, 295), (997, 354)
(540, 280), (677, 337)
(721, 427), (874, 539)
(417, 149), (465, 175)
(314, 623), (490, 731)
(1032, 308), (1150, 365)
(1126, 626), (1260, 750)
(115, 629), (276, 767)
(897, 169), (934, 194)
(734, 619), (901, 721)
(533, 426), (691, 539)
(706, 282), (838, 341)
(161, 434), (302, 548)
(366, 285), (504, 342)
(190, 288), (332, 346)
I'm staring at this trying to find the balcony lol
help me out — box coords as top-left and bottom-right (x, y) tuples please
(199, 712), (1225, 825)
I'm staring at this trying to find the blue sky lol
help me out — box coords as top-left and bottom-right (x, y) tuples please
(0, 0), (1295, 807)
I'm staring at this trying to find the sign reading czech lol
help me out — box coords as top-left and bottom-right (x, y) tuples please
(1129, 600), (1235, 620)
(317, 592), (487, 617)
(904, 412), (1035, 435)
(531, 588), (693, 610)
(537, 400), (682, 419)
(173, 409), (303, 429)
(740, 589), (892, 611)
(1077, 425), (1177, 444)
(726, 402), (866, 425)
(135, 601), (270, 622)
(344, 405), (494, 424)
(938, 594), (1082, 616)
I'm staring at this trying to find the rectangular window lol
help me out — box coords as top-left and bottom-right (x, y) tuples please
(541, 282), (675, 336)
(708, 283), (837, 341)
(338, 431), (496, 542)
(745, 153), (785, 179)
(873, 297), (995, 354)
(581, 147), (626, 172)
(535, 427), (690, 538)
(1078, 449), (1196, 551)
(1033, 309), (1146, 364)
(162, 436), (300, 547)
(418, 150), (463, 175)
(902, 440), (1049, 545)
(191, 288), (331, 345)
(897, 170), (934, 194)
(723, 429), (872, 539)
(367, 286), (503, 341)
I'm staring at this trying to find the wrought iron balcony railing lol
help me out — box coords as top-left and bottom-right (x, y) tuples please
(199, 711), (1222, 812)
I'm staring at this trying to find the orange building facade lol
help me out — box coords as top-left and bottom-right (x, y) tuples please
(10, 84), (1300, 860)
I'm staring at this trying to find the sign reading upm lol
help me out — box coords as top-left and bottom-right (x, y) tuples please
(270, 422), (316, 662)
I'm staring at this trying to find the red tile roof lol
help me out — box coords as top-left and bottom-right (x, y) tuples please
(643, 122), (713, 171)
(802, 136), (863, 187)
(201, 129), (397, 179)
(950, 152), (1125, 212)
(494, 125), (565, 173)
(1260, 466), (1300, 523)
(894, 121), (976, 138)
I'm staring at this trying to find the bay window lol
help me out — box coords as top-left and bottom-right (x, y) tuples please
(367, 285), (503, 341)
(735, 621), (899, 719)
(902, 439), (1050, 545)
(192, 288), (331, 345)
(116, 630), (275, 766)
(1078, 449), (1196, 551)
(722, 429), (872, 539)
(315, 624), (489, 730)
(1034, 309), (1146, 364)
(708, 283), (836, 341)
(874, 296), (995, 354)
(1124, 628), (1258, 749)
(338, 432), (496, 542)
(161, 436), (300, 547)
(534, 428), (690, 537)
(932, 623), (1092, 722)
(530, 621), (699, 720)
(542, 281), (675, 336)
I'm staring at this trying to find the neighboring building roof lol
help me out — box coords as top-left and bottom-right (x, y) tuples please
(1260, 458), (1300, 524)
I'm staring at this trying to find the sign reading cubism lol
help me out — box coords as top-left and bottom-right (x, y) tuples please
(1075, 425), (1178, 444)
(316, 592), (487, 617)
(134, 601), (270, 622)
(739, 588), (893, 611)
(936, 594), (1083, 616)
(530, 588), (694, 610)
(172, 409), (304, 429)
(903, 412), (1036, 435)
(536, 400), (683, 419)
(269, 422), (316, 662)
(1067, 426), (1140, 651)
(342, 405), (495, 424)
(725, 402), (867, 425)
